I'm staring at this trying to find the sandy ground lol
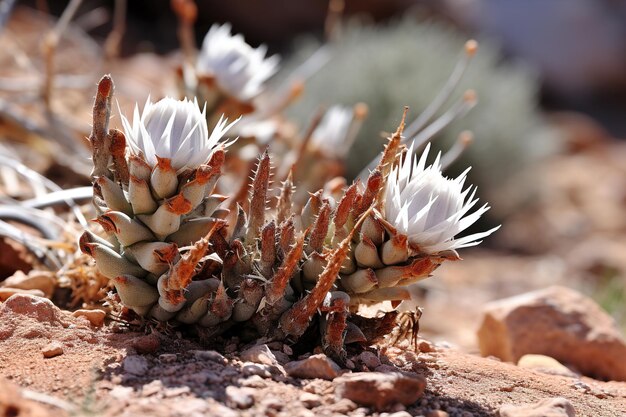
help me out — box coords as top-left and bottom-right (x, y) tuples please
(0, 296), (624, 417)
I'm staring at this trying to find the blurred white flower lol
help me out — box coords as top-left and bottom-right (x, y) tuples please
(236, 118), (278, 145)
(384, 143), (499, 254)
(197, 23), (280, 102)
(310, 106), (354, 157)
(121, 97), (238, 170)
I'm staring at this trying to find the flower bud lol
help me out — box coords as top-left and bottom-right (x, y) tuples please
(125, 241), (179, 276)
(128, 175), (158, 214)
(129, 155), (152, 181)
(176, 296), (210, 324)
(138, 194), (191, 240)
(166, 217), (223, 247)
(354, 236), (384, 269)
(81, 242), (146, 279)
(112, 274), (159, 307)
(381, 234), (408, 265)
(151, 157), (178, 199)
(95, 211), (155, 247)
(340, 268), (378, 294)
(96, 176), (132, 215)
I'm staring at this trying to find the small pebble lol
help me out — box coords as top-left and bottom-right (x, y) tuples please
(240, 375), (267, 388)
(241, 362), (272, 378)
(240, 344), (278, 366)
(331, 398), (358, 413)
(426, 411), (449, 417)
(284, 354), (341, 380)
(71, 309), (106, 327)
(300, 392), (322, 408)
(225, 386), (255, 409)
(358, 351), (381, 369)
(192, 350), (227, 364)
(123, 355), (149, 376)
(418, 340), (435, 353)
(131, 333), (160, 354)
(42, 342), (63, 358)
(159, 353), (177, 363)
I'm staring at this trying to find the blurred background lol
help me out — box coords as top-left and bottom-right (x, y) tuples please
(1, 0), (625, 349)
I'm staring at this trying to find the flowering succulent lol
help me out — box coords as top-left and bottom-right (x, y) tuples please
(196, 23), (279, 103)
(82, 72), (497, 361)
(384, 143), (499, 254)
(120, 97), (238, 170)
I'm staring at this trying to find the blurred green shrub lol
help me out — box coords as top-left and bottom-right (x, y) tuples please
(282, 18), (560, 212)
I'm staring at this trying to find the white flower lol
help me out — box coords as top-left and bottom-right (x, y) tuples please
(120, 97), (238, 170)
(384, 143), (500, 254)
(310, 106), (354, 157)
(197, 23), (279, 102)
(236, 117), (278, 145)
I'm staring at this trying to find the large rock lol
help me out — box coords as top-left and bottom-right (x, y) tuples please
(499, 397), (576, 417)
(0, 294), (65, 325)
(2, 270), (56, 298)
(478, 286), (626, 381)
(335, 372), (426, 411)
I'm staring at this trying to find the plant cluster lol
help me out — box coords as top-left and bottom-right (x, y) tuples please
(79, 22), (498, 357)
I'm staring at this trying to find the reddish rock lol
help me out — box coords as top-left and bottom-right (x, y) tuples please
(72, 309), (106, 327)
(130, 333), (160, 354)
(357, 350), (381, 369)
(2, 270), (56, 298)
(0, 288), (46, 301)
(335, 372), (426, 411)
(478, 286), (626, 381)
(285, 354), (341, 380)
(499, 397), (576, 417)
(418, 340), (435, 353)
(240, 344), (278, 366)
(42, 341), (64, 358)
(0, 294), (65, 324)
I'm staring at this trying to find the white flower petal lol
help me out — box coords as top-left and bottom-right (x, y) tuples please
(383, 143), (499, 254)
(309, 106), (355, 158)
(119, 97), (237, 170)
(197, 23), (279, 102)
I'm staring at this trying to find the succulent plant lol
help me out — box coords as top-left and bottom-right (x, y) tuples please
(79, 76), (497, 360)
